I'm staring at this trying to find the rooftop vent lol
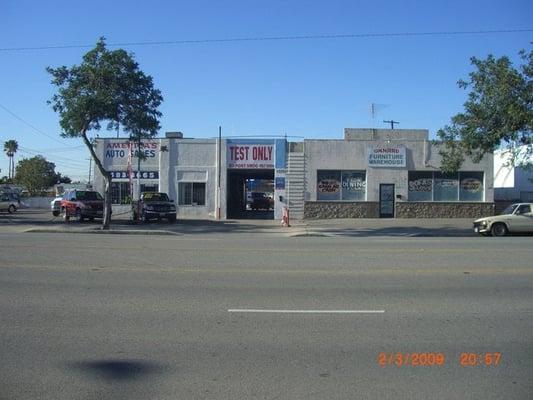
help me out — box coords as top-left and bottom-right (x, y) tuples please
(165, 131), (184, 138)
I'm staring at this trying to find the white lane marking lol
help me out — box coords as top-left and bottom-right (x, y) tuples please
(227, 309), (385, 314)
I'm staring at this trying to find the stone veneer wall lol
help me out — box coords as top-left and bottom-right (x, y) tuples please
(304, 201), (495, 219)
(395, 202), (495, 218)
(304, 202), (379, 219)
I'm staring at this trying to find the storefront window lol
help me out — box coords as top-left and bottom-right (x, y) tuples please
(408, 171), (433, 201)
(459, 172), (484, 201)
(341, 171), (366, 200)
(179, 182), (206, 206)
(317, 171), (341, 201)
(407, 171), (484, 202)
(433, 172), (458, 201)
(317, 170), (366, 201)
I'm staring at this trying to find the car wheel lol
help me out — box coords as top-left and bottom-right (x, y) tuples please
(62, 207), (70, 222)
(52, 210), (60, 217)
(8, 205), (16, 214)
(491, 223), (508, 237)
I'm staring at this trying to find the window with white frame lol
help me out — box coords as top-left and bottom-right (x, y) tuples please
(178, 182), (206, 206)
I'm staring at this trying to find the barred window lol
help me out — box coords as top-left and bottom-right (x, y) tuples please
(111, 182), (131, 204)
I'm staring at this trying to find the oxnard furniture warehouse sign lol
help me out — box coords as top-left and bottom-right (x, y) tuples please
(367, 145), (406, 167)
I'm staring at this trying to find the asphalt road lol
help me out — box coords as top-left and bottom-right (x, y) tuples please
(1, 232), (532, 400)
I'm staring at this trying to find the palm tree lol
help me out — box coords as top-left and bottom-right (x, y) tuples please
(3, 140), (18, 180)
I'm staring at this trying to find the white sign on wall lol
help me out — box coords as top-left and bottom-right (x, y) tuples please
(227, 144), (274, 169)
(104, 140), (160, 166)
(367, 145), (406, 167)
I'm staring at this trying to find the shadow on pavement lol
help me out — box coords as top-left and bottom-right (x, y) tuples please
(70, 359), (166, 382)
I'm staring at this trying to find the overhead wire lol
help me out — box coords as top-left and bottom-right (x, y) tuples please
(0, 103), (78, 147)
(0, 29), (531, 52)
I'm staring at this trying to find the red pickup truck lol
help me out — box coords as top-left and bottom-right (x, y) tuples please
(61, 189), (104, 222)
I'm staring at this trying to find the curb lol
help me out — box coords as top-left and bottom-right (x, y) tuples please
(24, 228), (181, 236)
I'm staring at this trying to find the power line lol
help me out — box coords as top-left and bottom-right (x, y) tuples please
(0, 29), (531, 52)
(0, 103), (77, 147)
(18, 146), (88, 165)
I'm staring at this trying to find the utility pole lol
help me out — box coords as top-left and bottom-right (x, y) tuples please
(87, 158), (92, 184)
(383, 120), (399, 129)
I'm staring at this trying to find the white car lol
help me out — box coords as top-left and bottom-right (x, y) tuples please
(473, 203), (533, 236)
(0, 193), (19, 213)
(51, 196), (63, 216)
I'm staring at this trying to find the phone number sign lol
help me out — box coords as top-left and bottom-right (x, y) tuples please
(110, 171), (159, 179)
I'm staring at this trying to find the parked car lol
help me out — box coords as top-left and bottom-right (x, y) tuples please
(61, 189), (104, 222)
(0, 192), (19, 213)
(473, 203), (533, 236)
(132, 192), (176, 222)
(51, 196), (62, 216)
(250, 192), (272, 210)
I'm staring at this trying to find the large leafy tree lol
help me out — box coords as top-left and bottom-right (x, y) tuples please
(14, 155), (57, 195)
(3, 139), (19, 181)
(437, 49), (532, 173)
(47, 37), (163, 229)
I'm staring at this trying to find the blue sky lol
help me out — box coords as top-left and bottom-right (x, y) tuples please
(1, 0), (531, 180)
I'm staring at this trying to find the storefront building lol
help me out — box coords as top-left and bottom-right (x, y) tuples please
(93, 127), (494, 220)
(304, 128), (494, 218)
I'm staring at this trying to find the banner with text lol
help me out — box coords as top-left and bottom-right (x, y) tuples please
(227, 144), (275, 169)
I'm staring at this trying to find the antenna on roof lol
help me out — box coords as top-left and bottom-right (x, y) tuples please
(370, 103), (389, 128)
(383, 120), (399, 129)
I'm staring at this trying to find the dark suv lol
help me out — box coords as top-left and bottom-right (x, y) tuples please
(250, 192), (272, 210)
(132, 192), (177, 222)
(61, 190), (104, 222)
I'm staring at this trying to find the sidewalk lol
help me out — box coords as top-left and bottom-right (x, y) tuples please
(292, 218), (477, 237)
(2, 209), (477, 237)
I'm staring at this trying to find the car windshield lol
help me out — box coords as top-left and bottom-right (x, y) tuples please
(76, 191), (103, 200)
(143, 193), (169, 202)
(500, 204), (519, 215)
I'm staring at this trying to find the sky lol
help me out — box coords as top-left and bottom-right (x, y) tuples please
(0, 0), (531, 180)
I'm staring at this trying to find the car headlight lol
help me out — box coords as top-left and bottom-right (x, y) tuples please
(170, 205), (176, 211)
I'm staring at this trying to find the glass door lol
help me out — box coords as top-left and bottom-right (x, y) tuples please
(379, 184), (395, 218)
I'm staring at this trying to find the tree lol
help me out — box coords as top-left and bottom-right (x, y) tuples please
(3, 140), (19, 180)
(437, 49), (532, 173)
(47, 37), (163, 229)
(14, 156), (57, 195)
(54, 174), (72, 184)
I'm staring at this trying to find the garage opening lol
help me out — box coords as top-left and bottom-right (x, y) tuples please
(227, 169), (274, 219)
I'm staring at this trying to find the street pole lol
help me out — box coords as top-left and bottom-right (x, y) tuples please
(217, 126), (222, 220)
(137, 138), (141, 222)
(88, 157), (92, 184)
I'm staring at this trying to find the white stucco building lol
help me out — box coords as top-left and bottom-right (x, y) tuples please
(93, 127), (495, 220)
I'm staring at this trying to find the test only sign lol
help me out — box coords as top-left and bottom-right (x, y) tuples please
(367, 145), (406, 167)
(227, 144), (274, 169)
